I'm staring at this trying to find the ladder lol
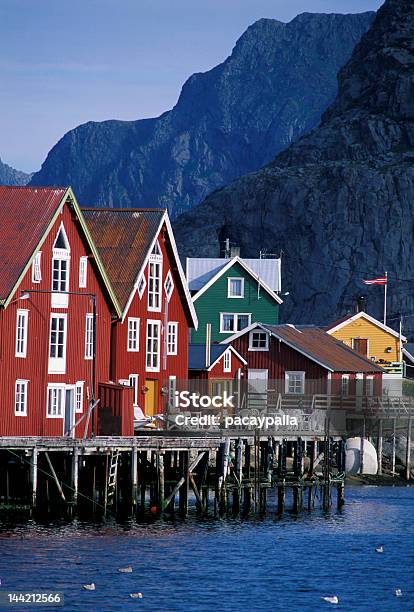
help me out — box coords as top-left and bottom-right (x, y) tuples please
(105, 450), (120, 511)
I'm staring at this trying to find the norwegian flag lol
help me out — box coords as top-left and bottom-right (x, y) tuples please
(362, 276), (387, 285)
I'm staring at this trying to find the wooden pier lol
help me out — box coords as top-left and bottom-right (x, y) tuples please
(0, 432), (347, 516)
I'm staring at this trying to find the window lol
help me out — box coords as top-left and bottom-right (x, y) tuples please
(223, 350), (231, 372)
(15, 380), (28, 416)
(148, 241), (163, 311)
(48, 314), (67, 374)
(168, 376), (176, 410)
(167, 322), (178, 355)
(146, 320), (161, 372)
(47, 385), (65, 417)
(79, 256), (88, 288)
(352, 338), (368, 357)
(137, 274), (146, 299)
(85, 314), (94, 360)
(127, 318), (140, 352)
(366, 376), (374, 397)
(228, 277), (244, 298)
(51, 225), (70, 308)
(220, 313), (251, 333)
(249, 331), (269, 351)
(285, 371), (305, 394)
(341, 375), (350, 397)
(32, 252), (42, 283)
(15, 309), (28, 357)
(129, 374), (139, 405)
(75, 382), (84, 413)
(164, 270), (174, 301)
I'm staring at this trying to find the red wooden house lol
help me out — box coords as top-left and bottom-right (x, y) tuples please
(82, 208), (197, 420)
(223, 322), (383, 403)
(0, 186), (122, 438)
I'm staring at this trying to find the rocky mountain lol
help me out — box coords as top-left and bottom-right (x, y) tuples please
(0, 158), (31, 186)
(30, 12), (374, 218)
(174, 0), (414, 334)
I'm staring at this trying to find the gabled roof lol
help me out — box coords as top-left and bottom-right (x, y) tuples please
(187, 256), (281, 292)
(82, 208), (197, 327)
(222, 322), (383, 374)
(0, 186), (120, 314)
(188, 343), (247, 371)
(325, 311), (407, 342)
(188, 256), (283, 304)
(403, 343), (414, 364)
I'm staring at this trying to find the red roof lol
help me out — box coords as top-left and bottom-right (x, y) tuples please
(0, 186), (67, 302)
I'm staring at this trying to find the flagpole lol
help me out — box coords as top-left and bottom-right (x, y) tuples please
(383, 271), (387, 324)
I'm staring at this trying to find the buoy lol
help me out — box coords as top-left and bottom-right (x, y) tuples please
(395, 589), (402, 597)
(82, 583), (96, 591)
(375, 546), (384, 553)
(129, 593), (143, 599)
(118, 566), (133, 573)
(321, 596), (339, 604)
(150, 505), (158, 513)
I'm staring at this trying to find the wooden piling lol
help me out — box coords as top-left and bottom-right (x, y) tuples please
(72, 448), (79, 505)
(178, 451), (189, 516)
(31, 448), (38, 508)
(405, 417), (412, 481)
(392, 418), (396, 477)
(377, 420), (383, 476)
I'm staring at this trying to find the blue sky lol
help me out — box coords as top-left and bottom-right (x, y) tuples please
(1, 0), (383, 172)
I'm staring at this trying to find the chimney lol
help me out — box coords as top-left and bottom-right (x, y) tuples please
(230, 245), (240, 258)
(357, 296), (367, 313)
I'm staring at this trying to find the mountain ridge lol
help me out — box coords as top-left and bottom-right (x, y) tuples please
(0, 158), (31, 186)
(30, 11), (374, 217)
(173, 0), (414, 334)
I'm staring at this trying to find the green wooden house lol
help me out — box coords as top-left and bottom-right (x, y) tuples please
(187, 256), (282, 343)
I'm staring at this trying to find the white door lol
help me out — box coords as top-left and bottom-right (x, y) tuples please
(248, 369), (268, 411)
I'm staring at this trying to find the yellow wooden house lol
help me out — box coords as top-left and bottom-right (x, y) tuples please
(325, 311), (406, 395)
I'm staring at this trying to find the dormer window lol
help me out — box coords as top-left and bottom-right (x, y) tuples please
(51, 224), (70, 308)
(148, 240), (163, 312)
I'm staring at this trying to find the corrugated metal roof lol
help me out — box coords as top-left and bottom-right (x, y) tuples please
(263, 324), (383, 373)
(188, 344), (228, 370)
(82, 208), (165, 313)
(187, 257), (281, 291)
(0, 186), (67, 302)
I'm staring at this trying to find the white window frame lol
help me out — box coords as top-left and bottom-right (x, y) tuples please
(341, 374), (350, 397)
(219, 312), (251, 333)
(164, 270), (175, 302)
(146, 319), (161, 372)
(127, 317), (140, 352)
(137, 274), (146, 299)
(48, 313), (67, 374)
(79, 256), (88, 288)
(85, 313), (94, 360)
(32, 252), (42, 283)
(223, 349), (231, 372)
(285, 371), (305, 395)
(167, 321), (178, 356)
(227, 277), (244, 298)
(75, 381), (84, 413)
(249, 330), (269, 351)
(366, 375), (374, 397)
(15, 309), (29, 358)
(15, 380), (28, 416)
(51, 224), (70, 308)
(128, 374), (139, 405)
(148, 240), (163, 312)
(46, 384), (65, 418)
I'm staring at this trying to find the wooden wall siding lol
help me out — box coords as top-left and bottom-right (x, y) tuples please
(191, 260), (279, 344)
(0, 201), (113, 437)
(110, 223), (189, 414)
(97, 383), (134, 436)
(330, 318), (401, 363)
